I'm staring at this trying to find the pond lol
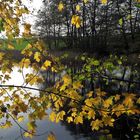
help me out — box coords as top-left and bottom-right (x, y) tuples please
(0, 67), (109, 140)
(0, 63), (139, 140)
(42, 63), (140, 94)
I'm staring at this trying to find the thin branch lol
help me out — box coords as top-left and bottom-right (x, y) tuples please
(0, 84), (139, 113)
(7, 112), (49, 137)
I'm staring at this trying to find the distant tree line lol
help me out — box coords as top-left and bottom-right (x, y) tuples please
(35, 0), (140, 53)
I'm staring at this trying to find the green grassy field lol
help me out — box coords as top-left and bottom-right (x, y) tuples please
(0, 38), (35, 50)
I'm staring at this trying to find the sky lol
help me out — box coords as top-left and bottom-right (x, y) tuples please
(17, 0), (43, 36)
(24, 0), (42, 14)
(22, 0), (43, 28)
(0, 0), (43, 38)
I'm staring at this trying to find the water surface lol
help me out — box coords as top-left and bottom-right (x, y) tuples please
(0, 67), (99, 140)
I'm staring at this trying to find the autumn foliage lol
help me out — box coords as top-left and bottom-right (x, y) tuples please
(0, 0), (140, 140)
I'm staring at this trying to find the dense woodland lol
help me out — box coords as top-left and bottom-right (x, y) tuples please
(36, 0), (140, 53)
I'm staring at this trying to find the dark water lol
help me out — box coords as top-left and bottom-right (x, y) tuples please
(0, 67), (107, 140)
(0, 63), (139, 140)
(41, 64), (140, 140)
(0, 116), (94, 140)
(42, 63), (140, 94)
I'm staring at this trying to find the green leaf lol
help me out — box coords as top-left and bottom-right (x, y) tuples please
(135, 4), (140, 8)
(0, 18), (4, 32)
(99, 135), (106, 140)
(134, 135), (139, 138)
(118, 60), (122, 65)
(119, 18), (123, 26)
(92, 60), (100, 66)
(81, 56), (85, 61)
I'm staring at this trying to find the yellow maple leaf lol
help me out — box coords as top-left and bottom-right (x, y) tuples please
(24, 132), (33, 138)
(136, 0), (140, 2)
(56, 111), (65, 123)
(71, 15), (81, 28)
(51, 94), (57, 102)
(71, 112), (77, 117)
(37, 109), (47, 120)
(67, 89), (81, 100)
(0, 121), (12, 129)
(44, 60), (52, 67)
(62, 74), (71, 85)
(85, 99), (93, 107)
(96, 88), (106, 97)
(16, 8), (23, 16)
(54, 99), (63, 109)
(76, 5), (80, 11)
(34, 41), (44, 52)
(87, 110), (95, 119)
(58, 1), (64, 12)
(51, 67), (57, 72)
(100, 110), (109, 117)
(137, 98), (140, 104)
(103, 116), (115, 127)
(23, 23), (31, 35)
(126, 109), (138, 115)
(123, 94), (136, 107)
(49, 112), (56, 122)
(73, 81), (83, 89)
(114, 94), (120, 102)
(20, 58), (31, 68)
(90, 119), (103, 131)
(0, 52), (5, 60)
(85, 97), (101, 107)
(27, 121), (36, 131)
(87, 91), (93, 97)
(101, 0), (107, 5)
(41, 60), (52, 70)
(17, 116), (24, 122)
(67, 117), (73, 123)
(34, 52), (41, 62)
(83, 0), (88, 4)
(103, 97), (113, 108)
(112, 104), (125, 117)
(47, 133), (56, 140)
(74, 115), (83, 124)
(8, 44), (15, 50)
(18, 101), (28, 112)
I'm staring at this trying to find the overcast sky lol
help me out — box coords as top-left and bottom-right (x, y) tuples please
(0, 0), (43, 38)
(22, 0), (43, 23)
(19, 0), (43, 35)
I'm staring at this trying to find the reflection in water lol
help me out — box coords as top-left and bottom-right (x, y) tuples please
(1, 64), (138, 140)
(0, 67), (99, 140)
(42, 64), (140, 94)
